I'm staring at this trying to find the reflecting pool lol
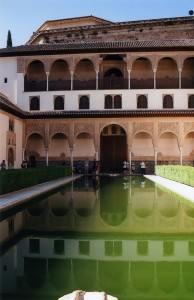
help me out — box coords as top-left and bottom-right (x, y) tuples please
(1, 175), (194, 300)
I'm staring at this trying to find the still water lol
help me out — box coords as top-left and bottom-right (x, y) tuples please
(1, 175), (194, 300)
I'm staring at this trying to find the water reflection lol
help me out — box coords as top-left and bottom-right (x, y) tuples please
(1, 176), (194, 300)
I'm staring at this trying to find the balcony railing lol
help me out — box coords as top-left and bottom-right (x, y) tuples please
(24, 81), (47, 92)
(49, 80), (71, 91)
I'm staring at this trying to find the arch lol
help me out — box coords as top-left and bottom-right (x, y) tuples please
(137, 95), (148, 109)
(163, 95), (173, 109)
(156, 261), (180, 292)
(30, 97), (40, 110)
(49, 59), (71, 90)
(182, 57), (194, 88)
(50, 133), (70, 163)
(131, 57), (154, 89)
(158, 132), (179, 162)
(104, 68), (123, 77)
(114, 95), (122, 109)
(27, 200), (47, 216)
(74, 132), (95, 163)
(48, 258), (71, 289)
(74, 59), (96, 90)
(132, 132), (153, 161)
(183, 132), (194, 162)
(156, 57), (179, 89)
(104, 95), (112, 109)
(49, 190), (71, 216)
(188, 95), (194, 108)
(8, 147), (14, 169)
(131, 262), (154, 291)
(26, 133), (45, 165)
(25, 60), (46, 91)
(79, 95), (89, 109)
(100, 124), (127, 172)
(54, 96), (64, 110)
(24, 257), (47, 289)
(157, 193), (179, 217)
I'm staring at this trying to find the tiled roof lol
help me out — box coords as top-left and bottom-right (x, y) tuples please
(0, 93), (27, 118)
(1, 39), (194, 56)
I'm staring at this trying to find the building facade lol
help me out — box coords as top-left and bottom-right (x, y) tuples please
(0, 15), (194, 172)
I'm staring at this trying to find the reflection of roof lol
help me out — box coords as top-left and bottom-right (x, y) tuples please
(0, 39), (194, 56)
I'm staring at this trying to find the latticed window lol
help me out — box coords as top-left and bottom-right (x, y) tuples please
(79, 95), (89, 109)
(188, 95), (194, 108)
(163, 95), (173, 108)
(137, 95), (147, 109)
(114, 95), (122, 108)
(30, 97), (40, 110)
(54, 96), (64, 110)
(105, 95), (112, 109)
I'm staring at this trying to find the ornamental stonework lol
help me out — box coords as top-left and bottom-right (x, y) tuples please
(49, 123), (70, 139)
(132, 122), (154, 136)
(74, 122), (95, 138)
(158, 122), (179, 136)
(183, 122), (194, 136)
(25, 123), (45, 138)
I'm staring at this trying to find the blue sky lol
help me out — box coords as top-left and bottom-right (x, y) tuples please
(0, 0), (193, 48)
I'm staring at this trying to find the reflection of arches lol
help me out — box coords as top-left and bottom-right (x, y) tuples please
(48, 259), (71, 289)
(100, 124), (127, 172)
(24, 257), (46, 289)
(49, 190), (71, 216)
(156, 261), (180, 292)
(157, 194), (179, 217)
(182, 261), (194, 292)
(8, 147), (14, 168)
(27, 200), (46, 216)
(131, 262), (154, 291)
(99, 261), (128, 292)
(73, 259), (97, 290)
(156, 57), (179, 89)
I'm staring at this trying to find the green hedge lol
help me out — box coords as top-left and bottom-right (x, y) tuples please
(155, 165), (194, 187)
(0, 166), (71, 195)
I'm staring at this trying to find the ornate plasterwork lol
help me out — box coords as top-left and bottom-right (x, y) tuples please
(49, 123), (70, 139)
(74, 122), (95, 138)
(158, 122), (179, 137)
(183, 122), (194, 136)
(132, 122), (154, 136)
(25, 123), (45, 139)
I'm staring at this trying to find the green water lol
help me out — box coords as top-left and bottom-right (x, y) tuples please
(1, 175), (194, 300)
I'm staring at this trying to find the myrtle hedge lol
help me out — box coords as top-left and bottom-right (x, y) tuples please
(155, 165), (194, 187)
(0, 166), (71, 195)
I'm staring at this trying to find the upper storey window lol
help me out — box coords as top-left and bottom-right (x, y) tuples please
(104, 95), (122, 109)
(137, 95), (148, 109)
(163, 95), (173, 109)
(30, 97), (40, 110)
(54, 96), (64, 110)
(79, 95), (89, 109)
(188, 95), (194, 108)
(9, 119), (14, 132)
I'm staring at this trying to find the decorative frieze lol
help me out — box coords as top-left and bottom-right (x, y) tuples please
(74, 122), (95, 138)
(158, 122), (179, 136)
(132, 122), (154, 136)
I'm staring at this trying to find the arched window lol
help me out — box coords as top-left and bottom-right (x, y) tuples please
(163, 95), (173, 109)
(79, 95), (89, 109)
(105, 95), (112, 109)
(54, 96), (64, 110)
(111, 125), (117, 134)
(114, 95), (122, 109)
(30, 97), (40, 110)
(137, 95), (147, 109)
(188, 95), (194, 108)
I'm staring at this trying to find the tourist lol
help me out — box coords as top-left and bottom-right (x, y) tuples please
(0, 160), (6, 170)
(131, 162), (135, 174)
(123, 160), (127, 174)
(140, 161), (146, 175)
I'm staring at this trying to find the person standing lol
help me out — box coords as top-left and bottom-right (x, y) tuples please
(0, 160), (6, 170)
(140, 161), (146, 175)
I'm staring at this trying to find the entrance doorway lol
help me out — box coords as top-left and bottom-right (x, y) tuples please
(100, 124), (127, 173)
(8, 148), (14, 168)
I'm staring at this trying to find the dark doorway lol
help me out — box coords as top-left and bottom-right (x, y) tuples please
(100, 125), (127, 173)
